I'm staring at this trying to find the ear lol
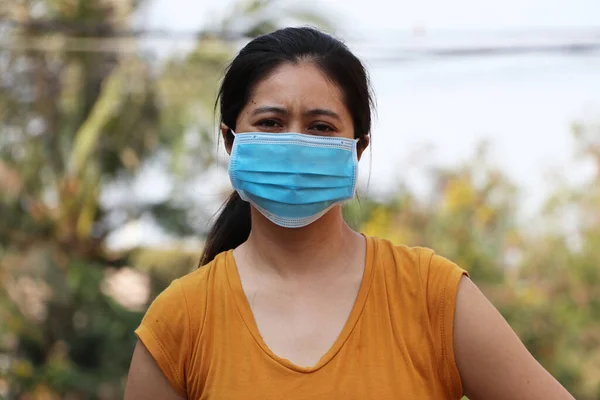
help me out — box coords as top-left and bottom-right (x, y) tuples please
(357, 134), (370, 160)
(221, 123), (234, 155)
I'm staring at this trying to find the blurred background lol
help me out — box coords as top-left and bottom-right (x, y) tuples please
(1, 0), (599, 398)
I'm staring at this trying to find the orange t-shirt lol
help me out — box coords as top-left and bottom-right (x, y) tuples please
(135, 236), (468, 399)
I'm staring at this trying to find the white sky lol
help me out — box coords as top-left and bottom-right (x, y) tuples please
(142, 0), (600, 32)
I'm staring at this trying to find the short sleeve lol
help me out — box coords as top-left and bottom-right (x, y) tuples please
(419, 250), (469, 399)
(135, 279), (189, 397)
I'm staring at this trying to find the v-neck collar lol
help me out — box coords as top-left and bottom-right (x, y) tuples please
(224, 234), (376, 373)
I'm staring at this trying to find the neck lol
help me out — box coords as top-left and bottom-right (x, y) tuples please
(242, 206), (360, 278)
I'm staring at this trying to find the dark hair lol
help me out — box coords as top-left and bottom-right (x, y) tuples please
(199, 26), (374, 266)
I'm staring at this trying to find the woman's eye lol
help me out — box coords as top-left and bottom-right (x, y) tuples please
(310, 123), (334, 132)
(257, 119), (282, 128)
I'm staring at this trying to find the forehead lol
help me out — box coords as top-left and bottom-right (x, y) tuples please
(247, 62), (347, 111)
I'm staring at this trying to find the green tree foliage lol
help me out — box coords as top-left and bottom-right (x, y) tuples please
(501, 119), (600, 398)
(0, 0), (332, 398)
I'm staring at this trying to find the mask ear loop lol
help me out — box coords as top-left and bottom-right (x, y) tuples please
(225, 128), (236, 147)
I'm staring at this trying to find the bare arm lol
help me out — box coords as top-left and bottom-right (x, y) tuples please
(454, 277), (574, 400)
(124, 341), (185, 400)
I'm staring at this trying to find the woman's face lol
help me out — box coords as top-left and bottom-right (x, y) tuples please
(227, 62), (358, 145)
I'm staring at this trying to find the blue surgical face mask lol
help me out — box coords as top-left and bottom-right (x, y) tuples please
(228, 131), (359, 228)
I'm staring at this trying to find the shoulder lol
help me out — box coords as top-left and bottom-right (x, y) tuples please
(176, 256), (218, 309)
(144, 251), (227, 332)
(134, 251), (229, 395)
(369, 235), (465, 282)
(370, 235), (468, 310)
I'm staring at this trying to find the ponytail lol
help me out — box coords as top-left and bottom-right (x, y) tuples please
(199, 191), (251, 266)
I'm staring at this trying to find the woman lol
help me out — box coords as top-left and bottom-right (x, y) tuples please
(125, 27), (574, 399)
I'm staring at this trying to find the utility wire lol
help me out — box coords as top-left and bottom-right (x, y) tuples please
(1, 17), (599, 39)
(2, 34), (599, 61)
(1, 18), (599, 61)
(363, 42), (600, 64)
(0, 18), (235, 40)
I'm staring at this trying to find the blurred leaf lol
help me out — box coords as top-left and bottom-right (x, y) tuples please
(68, 69), (123, 177)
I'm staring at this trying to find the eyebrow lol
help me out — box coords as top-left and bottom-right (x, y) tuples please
(251, 106), (288, 116)
(251, 106), (341, 120)
(304, 108), (341, 120)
